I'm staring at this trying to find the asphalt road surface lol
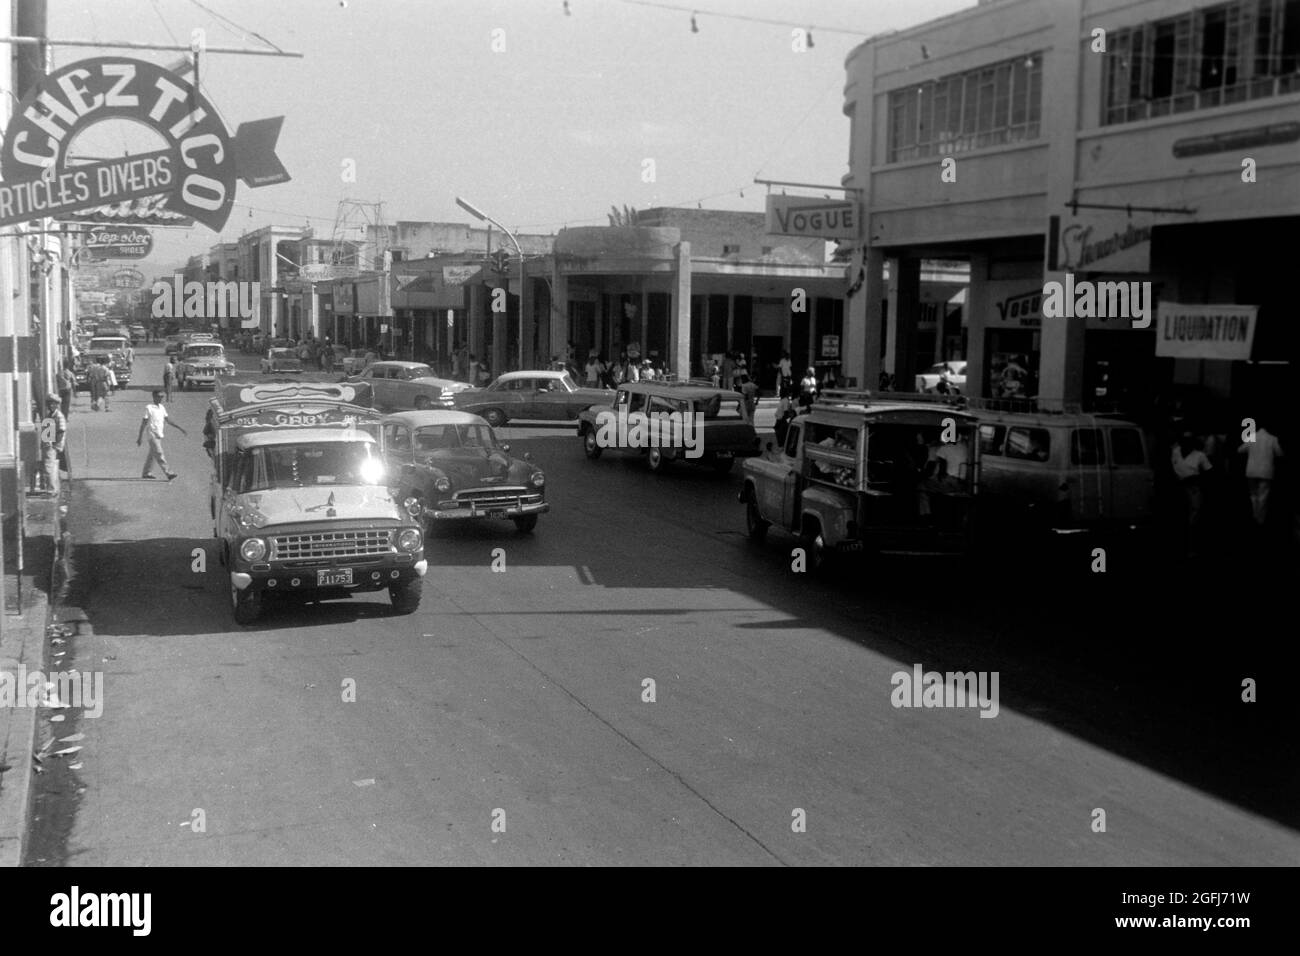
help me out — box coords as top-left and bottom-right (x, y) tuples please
(25, 346), (1299, 865)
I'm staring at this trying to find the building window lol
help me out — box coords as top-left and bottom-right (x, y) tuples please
(722, 244), (741, 256)
(1104, 0), (1300, 125)
(886, 53), (1043, 163)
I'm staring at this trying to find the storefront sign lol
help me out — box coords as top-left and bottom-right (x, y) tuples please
(109, 268), (145, 289)
(442, 266), (478, 285)
(1049, 212), (1152, 274)
(84, 225), (152, 259)
(765, 197), (857, 239)
(986, 280), (1149, 331)
(1173, 122), (1300, 158)
(1155, 302), (1257, 361)
(820, 335), (840, 358)
(1, 57), (289, 230)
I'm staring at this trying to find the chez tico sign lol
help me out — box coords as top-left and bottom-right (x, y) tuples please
(0, 57), (288, 230)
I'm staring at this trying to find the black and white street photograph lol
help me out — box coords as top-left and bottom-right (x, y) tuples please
(0, 0), (1295, 922)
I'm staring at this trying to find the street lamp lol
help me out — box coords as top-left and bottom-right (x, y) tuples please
(456, 196), (526, 371)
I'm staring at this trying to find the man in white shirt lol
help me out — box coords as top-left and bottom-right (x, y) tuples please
(137, 390), (187, 481)
(1238, 423), (1284, 527)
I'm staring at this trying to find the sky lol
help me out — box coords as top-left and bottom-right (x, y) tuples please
(49, 0), (974, 273)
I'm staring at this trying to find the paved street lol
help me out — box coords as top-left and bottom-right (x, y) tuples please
(24, 347), (1299, 866)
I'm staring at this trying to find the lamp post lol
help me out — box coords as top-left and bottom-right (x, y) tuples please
(456, 196), (525, 371)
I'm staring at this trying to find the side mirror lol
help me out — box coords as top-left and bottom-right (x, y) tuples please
(501, 442), (511, 453)
(522, 451), (533, 462)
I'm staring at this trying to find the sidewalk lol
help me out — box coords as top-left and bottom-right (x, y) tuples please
(0, 487), (64, 867)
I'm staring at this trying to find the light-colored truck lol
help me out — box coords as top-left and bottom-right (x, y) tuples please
(208, 380), (427, 624)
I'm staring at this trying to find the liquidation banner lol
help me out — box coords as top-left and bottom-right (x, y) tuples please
(0, 57), (290, 231)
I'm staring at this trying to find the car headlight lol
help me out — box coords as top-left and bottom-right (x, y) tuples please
(239, 537), (267, 562)
(403, 496), (423, 517)
(434, 476), (451, 493)
(531, 471), (545, 487)
(397, 528), (422, 552)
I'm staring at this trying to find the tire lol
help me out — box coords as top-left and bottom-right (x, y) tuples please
(646, 447), (670, 473)
(231, 581), (263, 625)
(713, 455), (736, 474)
(484, 408), (507, 428)
(513, 514), (539, 534)
(582, 427), (603, 459)
(389, 576), (423, 614)
(745, 494), (769, 542)
(414, 395), (432, 410)
(800, 522), (829, 573)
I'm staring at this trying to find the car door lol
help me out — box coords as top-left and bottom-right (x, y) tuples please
(531, 377), (571, 420)
(1069, 426), (1107, 523)
(1106, 425), (1154, 522)
(382, 422), (413, 489)
(508, 378), (540, 418)
(778, 422), (802, 528)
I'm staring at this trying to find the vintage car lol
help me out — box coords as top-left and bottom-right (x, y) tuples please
(129, 324), (146, 344)
(741, 389), (980, 569)
(340, 348), (370, 376)
(452, 370), (609, 427)
(260, 347), (303, 374)
(208, 379), (425, 624)
(915, 360), (967, 394)
(164, 334), (187, 357)
(351, 361), (471, 411)
(382, 410), (547, 533)
(577, 382), (761, 473)
(177, 341), (236, 389)
(85, 335), (132, 387)
(968, 405), (1155, 534)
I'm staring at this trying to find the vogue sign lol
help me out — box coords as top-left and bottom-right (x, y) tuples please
(0, 58), (289, 231)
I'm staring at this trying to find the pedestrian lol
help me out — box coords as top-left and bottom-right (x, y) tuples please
(799, 366), (819, 411)
(478, 358), (492, 386)
(56, 361), (75, 417)
(1171, 432), (1212, 557)
(124, 341), (135, 369)
(87, 357), (110, 411)
(137, 389), (187, 481)
(162, 355), (177, 403)
(778, 350), (793, 397)
(39, 395), (67, 495)
(1237, 418), (1284, 529)
(321, 341), (335, 373)
(584, 353), (603, 388)
(720, 352), (735, 391)
(105, 362), (118, 401)
(738, 373), (760, 420)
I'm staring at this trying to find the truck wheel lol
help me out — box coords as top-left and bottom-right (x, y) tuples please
(512, 514), (538, 534)
(389, 576), (423, 614)
(484, 408), (507, 428)
(582, 427), (603, 459)
(231, 582), (263, 625)
(712, 455), (735, 474)
(647, 447), (670, 473)
(745, 495), (769, 542)
(801, 522), (828, 573)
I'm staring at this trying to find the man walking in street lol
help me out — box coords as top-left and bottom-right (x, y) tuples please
(38, 395), (67, 495)
(88, 357), (110, 411)
(56, 361), (75, 417)
(163, 355), (177, 403)
(1238, 418), (1284, 529)
(138, 390), (187, 481)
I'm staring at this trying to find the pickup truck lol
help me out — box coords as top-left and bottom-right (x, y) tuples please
(740, 390), (980, 569)
(208, 380), (427, 624)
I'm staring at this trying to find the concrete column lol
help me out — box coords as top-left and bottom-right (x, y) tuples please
(639, 288), (648, 351)
(726, 294), (735, 349)
(965, 253), (990, 399)
(1037, 0), (1085, 411)
(469, 284), (486, 361)
(885, 256), (920, 385)
(842, 246), (884, 390)
(549, 267), (569, 362)
(491, 288), (507, 374)
(670, 242), (691, 379)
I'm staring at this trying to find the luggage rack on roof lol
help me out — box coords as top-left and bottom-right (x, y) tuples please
(816, 388), (967, 409)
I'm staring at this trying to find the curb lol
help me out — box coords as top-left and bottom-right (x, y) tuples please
(0, 495), (62, 868)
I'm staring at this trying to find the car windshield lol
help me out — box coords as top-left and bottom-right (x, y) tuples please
(555, 372), (577, 391)
(270, 349), (295, 359)
(235, 441), (384, 492)
(89, 338), (126, 350)
(186, 345), (223, 358)
(413, 425), (501, 453)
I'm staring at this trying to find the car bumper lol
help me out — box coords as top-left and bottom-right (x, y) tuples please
(231, 557), (427, 593)
(427, 500), (549, 520)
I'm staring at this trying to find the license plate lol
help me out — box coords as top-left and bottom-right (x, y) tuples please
(317, 568), (353, 586)
(487, 508), (506, 517)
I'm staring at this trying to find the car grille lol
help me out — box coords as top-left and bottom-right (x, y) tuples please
(270, 529), (393, 561)
(449, 487), (541, 509)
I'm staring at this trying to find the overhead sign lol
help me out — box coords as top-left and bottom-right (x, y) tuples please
(84, 225), (152, 259)
(109, 268), (145, 289)
(765, 197), (858, 239)
(984, 280), (1147, 331)
(0, 57), (289, 231)
(1049, 212), (1152, 273)
(442, 266), (478, 285)
(73, 273), (101, 290)
(1155, 302), (1258, 361)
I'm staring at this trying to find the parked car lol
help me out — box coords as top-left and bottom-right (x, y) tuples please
(128, 324), (146, 344)
(968, 406), (1155, 533)
(260, 347), (304, 374)
(382, 410), (548, 534)
(340, 348), (370, 376)
(164, 335), (187, 357)
(85, 335), (132, 387)
(453, 370), (609, 427)
(741, 389), (980, 569)
(577, 382), (760, 473)
(915, 360), (967, 394)
(351, 361), (472, 411)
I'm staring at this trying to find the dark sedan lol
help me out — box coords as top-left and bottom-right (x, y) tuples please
(451, 370), (610, 427)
